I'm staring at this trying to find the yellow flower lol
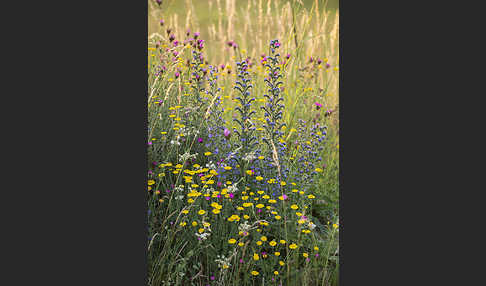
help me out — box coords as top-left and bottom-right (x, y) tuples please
(269, 241), (277, 246)
(256, 204), (264, 208)
(280, 240), (286, 244)
(198, 228), (204, 233)
(251, 271), (259, 276)
(303, 253), (309, 258)
(253, 253), (260, 261)
(256, 241), (263, 246)
(260, 236), (267, 242)
(275, 215), (281, 220)
(314, 246), (319, 251)
(204, 152), (212, 156)
(243, 215), (250, 219)
(275, 252), (280, 256)
(308, 194), (316, 199)
(290, 204), (299, 210)
(246, 170), (254, 176)
(148, 180), (155, 185)
(228, 239), (237, 244)
(192, 221), (197, 227)
(179, 222), (187, 226)
(289, 243), (298, 249)
(181, 210), (189, 214)
(198, 210), (206, 215)
(280, 181), (286, 186)
(279, 261), (285, 266)
(224, 166), (232, 170)
(212, 209), (221, 214)
(238, 242), (244, 246)
(258, 156), (264, 160)
(315, 168), (323, 173)
(333, 223), (339, 229)
(274, 271), (279, 275)
(256, 176), (263, 181)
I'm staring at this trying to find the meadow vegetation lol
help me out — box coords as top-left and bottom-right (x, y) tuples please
(147, 1), (339, 285)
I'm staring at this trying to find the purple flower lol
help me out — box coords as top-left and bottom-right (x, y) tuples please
(229, 193), (234, 199)
(286, 53), (291, 59)
(156, 0), (162, 6)
(239, 259), (244, 263)
(194, 32), (200, 38)
(198, 137), (203, 143)
(315, 102), (322, 110)
(159, 19), (164, 26)
(223, 128), (231, 139)
(210, 276), (215, 281)
(326, 63), (331, 69)
(174, 72), (180, 78)
(317, 58), (323, 65)
(186, 29), (191, 36)
(173, 40), (179, 47)
(169, 34), (175, 42)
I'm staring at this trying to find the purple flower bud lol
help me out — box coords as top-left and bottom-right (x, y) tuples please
(159, 19), (164, 26)
(156, 0), (162, 6)
(326, 63), (331, 69)
(169, 34), (175, 42)
(198, 137), (203, 143)
(317, 58), (323, 65)
(286, 53), (291, 59)
(186, 29), (191, 36)
(315, 102), (322, 110)
(223, 128), (231, 139)
(173, 40), (179, 47)
(174, 72), (180, 78)
(194, 32), (200, 38)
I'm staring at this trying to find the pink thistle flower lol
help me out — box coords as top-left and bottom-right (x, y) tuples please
(223, 128), (231, 139)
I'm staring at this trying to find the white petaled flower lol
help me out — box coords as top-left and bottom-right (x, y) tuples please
(308, 222), (316, 230)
